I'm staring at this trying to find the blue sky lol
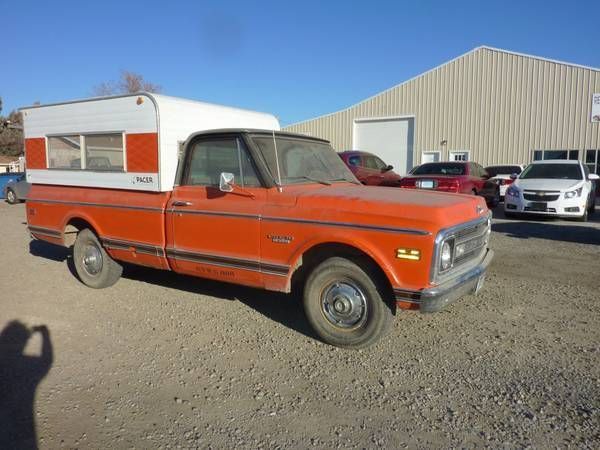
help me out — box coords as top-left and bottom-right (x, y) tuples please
(1, 0), (599, 125)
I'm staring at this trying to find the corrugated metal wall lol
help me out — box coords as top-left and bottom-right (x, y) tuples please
(284, 47), (600, 166)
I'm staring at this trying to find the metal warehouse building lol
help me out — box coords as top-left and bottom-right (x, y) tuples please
(284, 46), (600, 176)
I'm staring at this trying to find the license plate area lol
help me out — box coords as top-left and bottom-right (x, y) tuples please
(529, 202), (547, 211)
(418, 180), (435, 189)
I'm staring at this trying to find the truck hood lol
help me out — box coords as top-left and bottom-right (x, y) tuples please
(514, 178), (582, 191)
(292, 184), (488, 233)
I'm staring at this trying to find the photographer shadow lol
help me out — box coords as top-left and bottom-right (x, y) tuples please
(0, 321), (53, 450)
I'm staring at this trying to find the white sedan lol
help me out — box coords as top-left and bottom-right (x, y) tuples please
(504, 160), (599, 221)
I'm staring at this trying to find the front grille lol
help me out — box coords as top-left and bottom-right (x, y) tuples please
(523, 191), (560, 202)
(432, 216), (491, 284)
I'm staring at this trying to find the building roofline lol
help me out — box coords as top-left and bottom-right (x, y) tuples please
(286, 46), (600, 128)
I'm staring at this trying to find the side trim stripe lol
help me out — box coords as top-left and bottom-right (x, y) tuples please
(28, 225), (62, 238)
(27, 198), (164, 212)
(166, 248), (289, 276)
(169, 209), (429, 236)
(101, 237), (166, 257)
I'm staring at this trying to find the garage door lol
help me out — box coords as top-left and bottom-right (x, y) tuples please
(353, 117), (414, 175)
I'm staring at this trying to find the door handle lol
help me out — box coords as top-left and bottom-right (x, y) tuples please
(172, 201), (193, 207)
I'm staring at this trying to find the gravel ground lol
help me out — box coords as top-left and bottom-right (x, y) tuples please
(1, 201), (599, 449)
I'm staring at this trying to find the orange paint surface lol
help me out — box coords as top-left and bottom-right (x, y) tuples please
(126, 133), (159, 173)
(25, 138), (47, 169)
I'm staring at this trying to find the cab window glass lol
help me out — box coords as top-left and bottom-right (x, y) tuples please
(185, 138), (260, 187)
(347, 155), (361, 167)
(364, 155), (386, 170)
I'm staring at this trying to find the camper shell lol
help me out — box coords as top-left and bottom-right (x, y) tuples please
(21, 93), (280, 191)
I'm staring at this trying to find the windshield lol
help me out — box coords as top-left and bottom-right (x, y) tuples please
(251, 135), (358, 185)
(520, 163), (583, 180)
(486, 166), (522, 177)
(411, 162), (465, 176)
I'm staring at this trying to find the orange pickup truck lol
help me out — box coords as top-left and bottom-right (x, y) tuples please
(23, 94), (493, 348)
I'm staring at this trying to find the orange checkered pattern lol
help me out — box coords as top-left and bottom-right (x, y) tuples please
(25, 138), (47, 169)
(126, 133), (159, 173)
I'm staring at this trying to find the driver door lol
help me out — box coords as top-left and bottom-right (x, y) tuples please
(166, 134), (266, 287)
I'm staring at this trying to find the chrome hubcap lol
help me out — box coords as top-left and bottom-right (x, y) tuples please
(82, 244), (103, 275)
(7, 191), (15, 202)
(321, 281), (367, 328)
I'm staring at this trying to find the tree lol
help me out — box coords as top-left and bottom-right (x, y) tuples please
(92, 71), (162, 96)
(0, 97), (24, 157)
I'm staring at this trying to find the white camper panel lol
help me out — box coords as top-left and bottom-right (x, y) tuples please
(21, 93), (280, 192)
(152, 94), (280, 191)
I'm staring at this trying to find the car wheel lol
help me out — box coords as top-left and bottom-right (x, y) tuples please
(588, 196), (596, 214)
(504, 211), (518, 219)
(487, 189), (500, 208)
(303, 257), (394, 349)
(575, 205), (588, 222)
(73, 228), (123, 288)
(6, 188), (17, 204)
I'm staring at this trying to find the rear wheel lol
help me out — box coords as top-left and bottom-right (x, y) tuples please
(303, 257), (393, 349)
(73, 228), (122, 288)
(6, 188), (17, 204)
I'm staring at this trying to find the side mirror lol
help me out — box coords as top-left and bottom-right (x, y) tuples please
(382, 165), (393, 172)
(219, 172), (235, 192)
(510, 173), (518, 180)
(588, 173), (600, 181)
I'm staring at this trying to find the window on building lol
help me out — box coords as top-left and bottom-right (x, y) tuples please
(586, 149), (599, 175)
(48, 136), (82, 169)
(449, 151), (469, 162)
(184, 137), (260, 187)
(532, 150), (579, 161)
(85, 134), (124, 171)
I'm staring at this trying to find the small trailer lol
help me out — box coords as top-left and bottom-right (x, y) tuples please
(23, 93), (493, 349)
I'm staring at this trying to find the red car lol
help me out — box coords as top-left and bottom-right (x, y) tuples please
(338, 151), (402, 186)
(399, 161), (500, 206)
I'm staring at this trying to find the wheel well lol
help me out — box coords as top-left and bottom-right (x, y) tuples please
(64, 218), (96, 247)
(290, 243), (394, 303)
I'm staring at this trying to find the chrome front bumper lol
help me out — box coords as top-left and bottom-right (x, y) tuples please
(394, 248), (494, 313)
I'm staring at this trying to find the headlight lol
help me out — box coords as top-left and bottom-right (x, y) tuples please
(440, 239), (454, 271)
(564, 187), (583, 199)
(506, 186), (520, 197)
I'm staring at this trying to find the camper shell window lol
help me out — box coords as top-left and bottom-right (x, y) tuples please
(46, 133), (125, 171)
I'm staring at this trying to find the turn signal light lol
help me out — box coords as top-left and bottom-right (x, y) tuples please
(396, 248), (421, 260)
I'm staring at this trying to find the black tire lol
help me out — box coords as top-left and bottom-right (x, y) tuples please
(6, 188), (17, 204)
(303, 257), (393, 349)
(504, 211), (518, 219)
(487, 189), (500, 208)
(575, 206), (588, 222)
(73, 228), (122, 288)
(588, 196), (596, 214)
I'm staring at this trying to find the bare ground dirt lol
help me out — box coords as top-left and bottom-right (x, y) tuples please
(1, 201), (599, 449)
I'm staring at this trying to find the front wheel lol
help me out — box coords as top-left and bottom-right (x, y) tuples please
(73, 229), (123, 288)
(303, 257), (393, 349)
(6, 188), (17, 204)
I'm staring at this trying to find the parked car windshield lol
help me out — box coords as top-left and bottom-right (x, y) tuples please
(411, 162), (465, 176)
(251, 135), (358, 185)
(486, 165), (522, 177)
(520, 163), (583, 180)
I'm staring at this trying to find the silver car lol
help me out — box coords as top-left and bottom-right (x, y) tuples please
(4, 176), (31, 204)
